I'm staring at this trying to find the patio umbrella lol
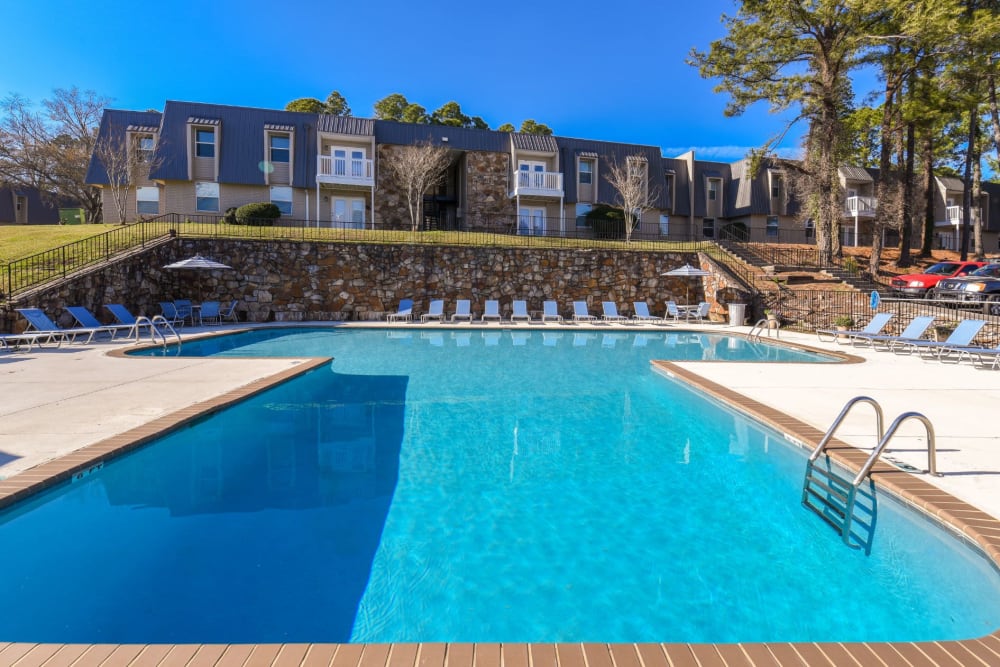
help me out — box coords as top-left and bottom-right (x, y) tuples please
(162, 254), (232, 270)
(662, 264), (710, 305)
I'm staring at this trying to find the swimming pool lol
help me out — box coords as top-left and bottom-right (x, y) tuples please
(2, 328), (998, 645)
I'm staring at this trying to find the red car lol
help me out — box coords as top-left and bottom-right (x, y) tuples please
(890, 261), (986, 296)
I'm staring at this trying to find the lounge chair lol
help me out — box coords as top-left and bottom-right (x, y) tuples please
(66, 306), (135, 340)
(573, 301), (597, 322)
(511, 300), (532, 323)
(220, 300), (239, 322)
(891, 319), (987, 358)
(159, 301), (184, 326)
(816, 312), (894, 343)
(387, 299), (414, 322)
(174, 299), (194, 325)
(601, 301), (627, 323)
(421, 299), (445, 323)
(105, 304), (150, 337)
(542, 301), (563, 322)
(198, 301), (222, 326)
(632, 302), (662, 324)
(938, 339), (1000, 367)
(666, 301), (682, 321)
(481, 300), (503, 323)
(16, 308), (100, 344)
(689, 302), (711, 322)
(0, 329), (61, 351)
(850, 315), (935, 348)
(451, 300), (473, 322)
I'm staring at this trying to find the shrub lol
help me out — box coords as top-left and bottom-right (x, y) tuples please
(233, 202), (281, 226)
(586, 205), (626, 239)
(221, 207), (238, 225)
(833, 315), (855, 327)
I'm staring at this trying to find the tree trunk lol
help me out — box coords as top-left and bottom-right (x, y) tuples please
(898, 121), (915, 267)
(920, 133), (935, 257)
(871, 69), (900, 277)
(973, 156), (983, 258)
(960, 107), (977, 260)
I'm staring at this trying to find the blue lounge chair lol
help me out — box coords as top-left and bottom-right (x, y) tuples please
(689, 302), (711, 322)
(198, 301), (222, 325)
(573, 301), (596, 322)
(174, 299), (194, 325)
(159, 301), (184, 326)
(511, 300), (531, 323)
(451, 299), (473, 322)
(850, 315), (935, 348)
(387, 299), (413, 322)
(938, 339), (1000, 367)
(632, 302), (662, 324)
(601, 301), (627, 322)
(542, 301), (562, 322)
(891, 319), (987, 358)
(66, 306), (135, 340)
(421, 299), (445, 323)
(816, 312), (894, 343)
(220, 300), (239, 322)
(481, 300), (503, 323)
(666, 301), (682, 321)
(16, 308), (99, 344)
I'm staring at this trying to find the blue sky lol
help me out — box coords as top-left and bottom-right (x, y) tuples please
(5, 0), (824, 161)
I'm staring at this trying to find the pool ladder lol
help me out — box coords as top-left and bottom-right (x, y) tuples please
(801, 396), (939, 546)
(131, 315), (182, 349)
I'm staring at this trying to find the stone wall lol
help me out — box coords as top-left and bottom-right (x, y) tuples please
(464, 151), (515, 230)
(2, 240), (721, 329)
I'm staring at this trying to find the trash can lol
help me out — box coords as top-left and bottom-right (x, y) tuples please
(728, 303), (747, 326)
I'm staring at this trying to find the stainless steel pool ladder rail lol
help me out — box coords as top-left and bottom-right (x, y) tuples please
(131, 315), (182, 348)
(746, 319), (778, 342)
(802, 396), (939, 545)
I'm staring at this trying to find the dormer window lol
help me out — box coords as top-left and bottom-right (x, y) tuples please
(270, 134), (290, 163)
(137, 135), (155, 163)
(708, 180), (719, 201)
(579, 159), (594, 185)
(195, 129), (215, 158)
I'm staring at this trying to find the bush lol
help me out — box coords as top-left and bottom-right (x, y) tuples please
(233, 202), (281, 226)
(587, 205), (626, 239)
(221, 207), (238, 225)
(833, 315), (855, 327)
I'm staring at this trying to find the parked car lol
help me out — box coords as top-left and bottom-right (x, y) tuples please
(890, 260), (985, 296)
(930, 263), (1000, 314)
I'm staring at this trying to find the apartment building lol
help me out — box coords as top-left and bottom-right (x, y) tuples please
(85, 100), (998, 250)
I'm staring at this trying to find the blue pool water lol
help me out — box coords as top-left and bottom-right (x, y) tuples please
(2, 328), (999, 644)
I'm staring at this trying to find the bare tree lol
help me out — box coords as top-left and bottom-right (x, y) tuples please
(92, 124), (162, 223)
(604, 156), (660, 242)
(382, 141), (452, 231)
(0, 88), (109, 221)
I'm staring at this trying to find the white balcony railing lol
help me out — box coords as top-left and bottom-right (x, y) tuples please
(946, 205), (962, 224)
(317, 155), (374, 186)
(512, 170), (563, 197)
(844, 195), (876, 217)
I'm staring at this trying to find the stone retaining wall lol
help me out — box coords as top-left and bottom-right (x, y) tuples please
(2, 240), (746, 329)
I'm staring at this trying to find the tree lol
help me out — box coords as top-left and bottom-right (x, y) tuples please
(604, 156), (660, 243)
(285, 90), (351, 115)
(374, 93), (410, 121)
(430, 101), (470, 127)
(842, 106), (883, 168)
(0, 87), (108, 222)
(285, 98), (325, 113)
(690, 1), (876, 264)
(92, 123), (163, 224)
(519, 119), (553, 136)
(382, 142), (452, 231)
(496, 123), (515, 133)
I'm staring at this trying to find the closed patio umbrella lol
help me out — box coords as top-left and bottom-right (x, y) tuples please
(662, 264), (710, 305)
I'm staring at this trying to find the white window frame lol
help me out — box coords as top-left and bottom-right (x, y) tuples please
(195, 181), (220, 212)
(332, 196), (365, 229)
(270, 186), (293, 215)
(195, 128), (215, 158)
(269, 134), (291, 164)
(136, 186), (159, 215)
(766, 216), (779, 237)
(708, 179), (719, 202)
(575, 203), (592, 228)
(579, 159), (594, 185)
(659, 214), (670, 236)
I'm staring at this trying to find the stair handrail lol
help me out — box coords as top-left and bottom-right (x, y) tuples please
(808, 395), (885, 463)
(852, 411), (938, 485)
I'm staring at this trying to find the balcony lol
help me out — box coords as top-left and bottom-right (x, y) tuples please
(317, 155), (374, 187)
(947, 205), (962, 224)
(844, 196), (876, 218)
(511, 171), (563, 198)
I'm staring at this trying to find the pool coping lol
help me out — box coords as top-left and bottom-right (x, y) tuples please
(3, 328), (1000, 666)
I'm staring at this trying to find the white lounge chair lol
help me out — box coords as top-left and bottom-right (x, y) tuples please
(451, 299), (473, 322)
(892, 319), (986, 358)
(421, 299), (445, 323)
(511, 300), (531, 322)
(689, 302), (711, 322)
(573, 301), (597, 322)
(387, 299), (414, 322)
(816, 312), (894, 343)
(601, 301), (627, 323)
(632, 302), (662, 324)
(542, 301), (563, 322)
(481, 300), (503, 323)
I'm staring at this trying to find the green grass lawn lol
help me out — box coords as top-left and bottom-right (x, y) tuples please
(0, 224), (120, 263)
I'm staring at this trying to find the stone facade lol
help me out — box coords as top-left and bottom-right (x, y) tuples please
(464, 151), (515, 230)
(2, 240), (721, 330)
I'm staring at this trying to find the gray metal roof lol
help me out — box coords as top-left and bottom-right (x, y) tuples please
(317, 115), (374, 136)
(839, 166), (873, 182)
(373, 120), (508, 152)
(936, 176), (966, 192)
(85, 109), (164, 185)
(511, 133), (557, 153)
(555, 136), (668, 208)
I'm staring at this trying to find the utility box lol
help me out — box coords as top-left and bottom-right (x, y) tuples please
(59, 208), (86, 225)
(728, 303), (747, 326)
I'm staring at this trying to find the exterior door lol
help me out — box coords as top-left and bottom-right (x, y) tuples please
(519, 161), (546, 188)
(333, 197), (365, 229)
(518, 207), (545, 235)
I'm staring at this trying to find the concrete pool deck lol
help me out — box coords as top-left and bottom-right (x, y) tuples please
(1, 320), (1000, 666)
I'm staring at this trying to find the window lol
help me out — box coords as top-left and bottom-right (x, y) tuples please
(766, 216), (779, 237)
(708, 179), (719, 201)
(702, 218), (715, 238)
(771, 182), (781, 198)
(136, 186), (159, 215)
(576, 203), (592, 228)
(579, 159), (593, 185)
(15, 196), (24, 212)
(195, 181), (219, 212)
(333, 197), (365, 229)
(195, 129), (215, 158)
(270, 186), (292, 215)
(805, 219), (815, 239)
(270, 134), (290, 163)
(137, 135), (155, 163)
(659, 214), (670, 236)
